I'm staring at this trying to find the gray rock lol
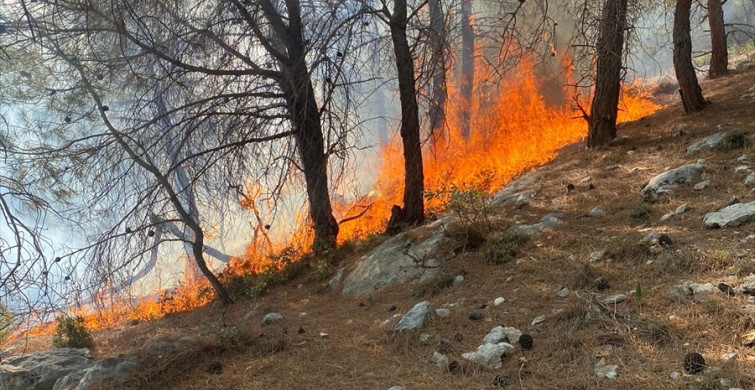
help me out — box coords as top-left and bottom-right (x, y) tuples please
(670, 371), (681, 380)
(530, 315), (546, 327)
(735, 165), (751, 174)
(491, 172), (540, 205)
(387, 387), (406, 390)
(394, 301), (435, 331)
(675, 203), (690, 214)
(686, 133), (725, 155)
(589, 250), (605, 262)
(419, 333), (433, 345)
(745, 173), (755, 186)
(461, 342), (515, 370)
(721, 352), (738, 362)
(508, 213), (563, 236)
(671, 282), (716, 302)
(482, 326), (522, 344)
(673, 123), (689, 137)
(0, 348), (93, 390)
(341, 225), (449, 297)
(741, 92), (755, 101)
(493, 297), (505, 306)
(452, 275), (464, 287)
(429, 351), (448, 367)
(660, 213), (675, 222)
(641, 164), (704, 198)
(557, 287), (570, 297)
(468, 309), (484, 321)
(435, 308), (450, 318)
(594, 358), (618, 380)
(694, 180), (710, 190)
(703, 201), (755, 228)
(640, 232), (660, 243)
(601, 294), (628, 305)
(262, 312), (283, 326)
(514, 194), (531, 209)
(741, 275), (755, 295)
(54, 356), (136, 390)
(588, 207), (605, 217)
(328, 267), (345, 291)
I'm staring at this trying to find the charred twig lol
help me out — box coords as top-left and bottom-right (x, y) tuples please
(338, 203), (375, 225)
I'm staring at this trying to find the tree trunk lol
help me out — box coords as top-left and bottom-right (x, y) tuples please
(707, 0), (728, 78)
(192, 232), (234, 304)
(459, 0), (474, 139)
(587, 0), (628, 148)
(389, 0), (425, 228)
(271, 0), (339, 252)
(428, 0), (447, 140)
(674, 0), (709, 113)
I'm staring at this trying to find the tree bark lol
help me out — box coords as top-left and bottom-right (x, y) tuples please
(707, 0), (728, 78)
(428, 0), (447, 140)
(674, 0), (709, 113)
(587, 0), (628, 148)
(266, 0), (339, 252)
(389, 0), (425, 228)
(459, 0), (474, 139)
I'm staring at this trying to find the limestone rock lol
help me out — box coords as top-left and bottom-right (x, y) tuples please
(686, 133), (725, 155)
(601, 294), (628, 305)
(675, 203), (690, 214)
(482, 326), (522, 344)
(588, 207), (605, 217)
(435, 308), (450, 318)
(394, 301), (435, 331)
(703, 201), (755, 228)
(557, 287), (570, 297)
(328, 267), (345, 291)
(461, 342), (515, 370)
(54, 356), (136, 390)
(745, 173), (755, 186)
(671, 282), (716, 302)
(262, 312), (283, 326)
(507, 213), (563, 236)
(741, 275), (755, 295)
(493, 297), (505, 306)
(594, 358), (618, 380)
(430, 351), (448, 367)
(641, 164), (704, 198)
(452, 275), (464, 287)
(694, 180), (710, 190)
(491, 172), (540, 206)
(514, 194), (531, 209)
(342, 225), (449, 297)
(0, 348), (93, 390)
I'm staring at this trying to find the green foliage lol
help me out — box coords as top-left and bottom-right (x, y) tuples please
(412, 272), (456, 297)
(630, 204), (653, 220)
(719, 130), (752, 151)
(635, 282), (644, 301)
(483, 232), (529, 265)
(426, 184), (493, 228)
(52, 315), (94, 349)
(203, 322), (242, 349)
(0, 304), (14, 344)
(248, 246), (303, 298)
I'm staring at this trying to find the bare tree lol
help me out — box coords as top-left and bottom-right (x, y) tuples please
(459, 0), (475, 139)
(428, 0), (448, 139)
(587, 0), (628, 147)
(707, 0), (728, 78)
(674, 0), (709, 112)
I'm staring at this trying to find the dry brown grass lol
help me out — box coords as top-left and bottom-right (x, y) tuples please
(5, 68), (755, 390)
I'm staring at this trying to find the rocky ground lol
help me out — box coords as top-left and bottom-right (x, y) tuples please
(2, 62), (755, 390)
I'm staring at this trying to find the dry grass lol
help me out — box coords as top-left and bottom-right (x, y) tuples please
(5, 68), (755, 389)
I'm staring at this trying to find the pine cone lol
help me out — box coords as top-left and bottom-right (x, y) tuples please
(519, 334), (534, 350)
(594, 277), (610, 291)
(683, 352), (705, 374)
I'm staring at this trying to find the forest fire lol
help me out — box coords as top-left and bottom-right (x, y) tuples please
(16, 56), (661, 340)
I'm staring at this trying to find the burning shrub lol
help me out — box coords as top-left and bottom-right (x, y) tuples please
(426, 185), (494, 229)
(52, 315), (94, 349)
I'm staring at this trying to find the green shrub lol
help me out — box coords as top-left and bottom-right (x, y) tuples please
(426, 184), (493, 228)
(52, 315), (94, 349)
(630, 204), (653, 220)
(719, 129), (752, 151)
(484, 232), (529, 264)
(0, 304), (14, 344)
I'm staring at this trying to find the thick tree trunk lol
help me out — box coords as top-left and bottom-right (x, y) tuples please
(707, 0), (728, 78)
(587, 0), (627, 148)
(459, 0), (474, 139)
(389, 0), (425, 229)
(272, 0), (339, 252)
(674, 0), (709, 113)
(428, 0), (447, 140)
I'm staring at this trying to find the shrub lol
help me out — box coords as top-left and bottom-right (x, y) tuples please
(426, 184), (494, 228)
(484, 232), (529, 265)
(719, 129), (752, 151)
(629, 204), (653, 220)
(52, 315), (94, 349)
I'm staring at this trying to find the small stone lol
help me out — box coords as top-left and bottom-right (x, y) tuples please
(672, 123), (689, 136)
(683, 352), (706, 374)
(262, 312), (283, 326)
(649, 245), (663, 255)
(514, 194), (531, 209)
(530, 315), (546, 327)
(588, 207), (605, 217)
(601, 294), (628, 305)
(660, 213), (674, 222)
(387, 387), (406, 390)
(745, 173), (755, 186)
(675, 204), (690, 214)
(435, 308), (450, 318)
(394, 301), (436, 331)
(493, 297), (505, 306)
(319, 332), (329, 338)
(735, 165), (751, 174)
(641, 232), (660, 243)
(693, 180), (710, 191)
(721, 352), (738, 362)
(453, 275), (464, 287)
(557, 286), (570, 297)
(461, 342), (515, 369)
(589, 250), (605, 262)
(469, 309), (484, 321)
(594, 358), (618, 380)
(419, 333), (433, 345)
(670, 371), (681, 380)
(430, 351), (448, 367)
